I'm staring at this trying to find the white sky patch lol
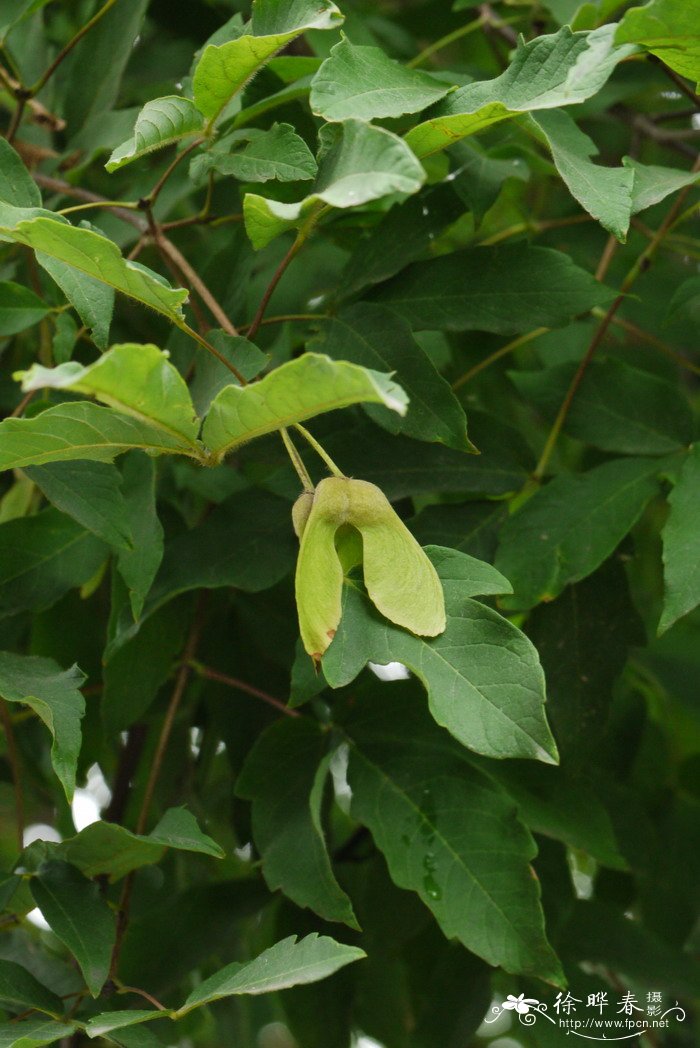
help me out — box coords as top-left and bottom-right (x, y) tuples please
(369, 661), (410, 682)
(72, 763), (111, 832)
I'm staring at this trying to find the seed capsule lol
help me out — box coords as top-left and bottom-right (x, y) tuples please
(294, 477), (446, 660)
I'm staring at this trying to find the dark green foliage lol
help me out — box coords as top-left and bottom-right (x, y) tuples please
(0, 1), (698, 1046)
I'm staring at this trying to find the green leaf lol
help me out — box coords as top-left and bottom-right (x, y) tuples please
(510, 358), (693, 455)
(495, 457), (669, 611)
(237, 719), (357, 925)
(26, 461), (133, 550)
(0, 508), (106, 618)
(372, 244), (613, 334)
(0, 1019), (75, 1048)
(324, 546), (558, 764)
(616, 0), (700, 87)
(406, 25), (634, 158)
(0, 652), (85, 801)
(85, 1012), (168, 1040)
(30, 861), (115, 998)
(408, 501), (506, 562)
(148, 808), (224, 857)
(659, 445), (700, 633)
(106, 490), (297, 656)
(17, 343), (200, 449)
(29, 807), (221, 883)
(533, 109), (634, 241)
(0, 139), (42, 207)
(36, 254), (115, 351)
(201, 352), (407, 463)
(342, 686), (563, 980)
(0, 960), (63, 1017)
(102, 601), (186, 732)
(0, 282), (50, 336)
(193, 0), (343, 122)
(0, 402), (200, 472)
(116, 453), (164, 621)
(310, 305), (474, 452)
(340, 181), (466, 297)
(106, 96), (205, 172)
(0, 210), (187, 323)
(526, 558), (644, 765)
(310, 37), (450, 121)
(244, 120), (426, 249)
(61, 0), (148, 132)
(192, 123), (317, 184)
(175, 934), (365, 1015)
(624, 157), (700, 214)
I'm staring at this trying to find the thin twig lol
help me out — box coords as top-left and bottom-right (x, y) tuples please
(280, 428), (314, 490)
(452, 327), (548, 390)
(650, 55), (700, 110)
(157, 235), (238, 336)
(116, 985), (167, 1011)
(109, 600), (206, 981)
(0, 700), (24, 851)
(190, 662), (299, 718)
(31, 0), (120, 96)
(238, 313), (325, 334)
(294, 423), (344, 477)
(247, 236), (305, 342)
(33, 174), (146, 231)
(9, 389), (37, 419)
(143, 138), (205, 209)
(533, 155), (700, 480)
(408, 14), (487, 69)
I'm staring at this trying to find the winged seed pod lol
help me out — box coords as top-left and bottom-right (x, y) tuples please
(294, 477), (446, 660)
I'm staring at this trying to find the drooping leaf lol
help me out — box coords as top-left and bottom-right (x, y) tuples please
(625, 157), (700, 214)
(106, 96), (205, 172)
(495, 457), (670, 611)
(0, 651), (85, 800)
(324, 546), (558, 764)
(0, 139), (42, 207)
(244, 120), (425, 249)
(0, 403), (201, 472)
(616, 0), (700, 87)
(26, 461), (133, 550)
(27, 807), (222, 884)
(202, 353), (407, 463)
(0, 960), (63, 1017)
(527, 558), (644, 763)
(310, 304), (474, 451)
(17, 343), (200, 448)
(237, 718), (357, 925)
(30, 861), (115, 997)
(192, 123), (317, 184)
(510, 357), (693, 455)
(0, 508), (106, 619)
(406, 25), (635, 157)
(192, 0), (343, 122)
(36, 253), (115, 350)
(533, 109), (634, 241)
(175, 934), (365, 1015)
(114, 453), (164, 620)
(342, 686), (563, 980)
(85, 1012), (169, 1039)
(106, 490), (297, 656)
(0, 282), (50, 336)
(659, 445), (700, 634)
(0, 210), (187, 323)
(340, 181), (466, 297)
(371, 243), (613, 333)
(310, 37), (450, 122)
(0, 1019), (75, 1048)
